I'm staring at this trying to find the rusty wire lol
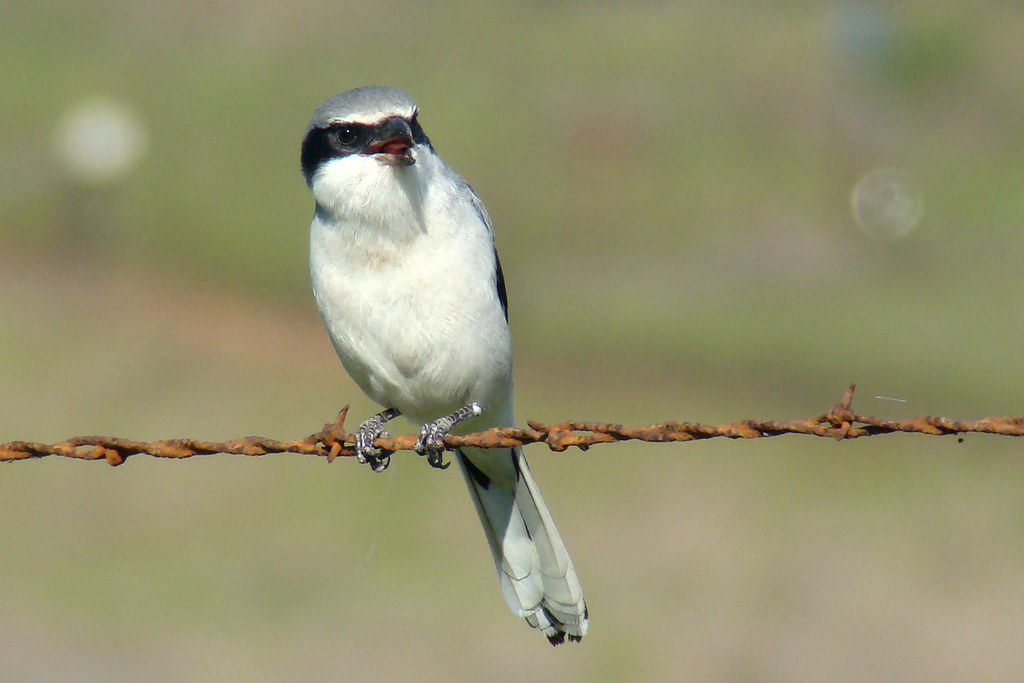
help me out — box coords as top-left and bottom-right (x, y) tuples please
(2, 385), (1022, 467)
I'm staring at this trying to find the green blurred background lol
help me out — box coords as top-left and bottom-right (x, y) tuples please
(3, 1), (1024, 679)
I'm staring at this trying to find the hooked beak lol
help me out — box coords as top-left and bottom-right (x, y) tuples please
(364, 117), (415, 166)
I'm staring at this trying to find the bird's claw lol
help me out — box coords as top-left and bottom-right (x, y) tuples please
(415, 423), (451, 469)
(358, 444), (391, 473)
(355, 408), (400, 473)
(414, 403), (483, 470)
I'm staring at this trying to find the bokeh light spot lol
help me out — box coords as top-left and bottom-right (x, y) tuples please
(850, 167), (924, 239)
(53, 99), (148, 184)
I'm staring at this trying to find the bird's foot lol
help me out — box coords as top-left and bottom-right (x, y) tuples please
(355, 408), (401, 473)
(414, 402), (483, 469)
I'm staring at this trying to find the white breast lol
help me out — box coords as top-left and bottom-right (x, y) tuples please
(309, 148), (513, 426)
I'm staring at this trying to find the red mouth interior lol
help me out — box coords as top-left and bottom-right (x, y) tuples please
(368, 136), (412, 155)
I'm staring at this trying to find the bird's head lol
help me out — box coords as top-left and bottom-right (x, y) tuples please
(301, 86), (432, 188)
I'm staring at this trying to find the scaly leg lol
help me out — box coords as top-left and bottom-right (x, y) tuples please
(355, 407), (401, 473)
(414, 402), (483, 469)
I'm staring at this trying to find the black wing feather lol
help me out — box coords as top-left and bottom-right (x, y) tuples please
(494, 249), (508, 322)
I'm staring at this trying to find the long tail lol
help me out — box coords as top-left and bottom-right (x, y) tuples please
(455, 445), (588, 644)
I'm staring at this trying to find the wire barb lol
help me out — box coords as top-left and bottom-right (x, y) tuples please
(2, 385), (1023, 466)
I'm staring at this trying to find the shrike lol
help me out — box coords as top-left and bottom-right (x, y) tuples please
(301, 86), (588, 643)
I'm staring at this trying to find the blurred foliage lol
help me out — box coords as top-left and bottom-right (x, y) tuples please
(3, 1), (1024, 680)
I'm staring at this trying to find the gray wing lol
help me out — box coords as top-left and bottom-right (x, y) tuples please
(466, 183), (508, 322)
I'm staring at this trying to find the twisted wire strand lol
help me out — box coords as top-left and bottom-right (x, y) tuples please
(2, 385), (1021, 466)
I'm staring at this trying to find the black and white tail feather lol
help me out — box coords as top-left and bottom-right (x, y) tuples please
(458, 446), (588, 643)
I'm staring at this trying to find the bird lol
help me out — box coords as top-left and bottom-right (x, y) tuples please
(300, 86), (588, 644)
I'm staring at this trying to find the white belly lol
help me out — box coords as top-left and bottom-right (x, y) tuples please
(310, 212), (512, 426)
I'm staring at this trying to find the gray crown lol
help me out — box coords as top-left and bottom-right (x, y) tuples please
(308, 86), (417, 131)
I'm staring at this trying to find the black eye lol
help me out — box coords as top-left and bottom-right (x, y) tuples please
(332, 124), (359, 146)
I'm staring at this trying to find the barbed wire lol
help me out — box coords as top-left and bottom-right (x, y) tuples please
(2, 385), (1022, 467)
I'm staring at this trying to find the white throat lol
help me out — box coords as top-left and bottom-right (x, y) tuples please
(310, 149), (431, 245)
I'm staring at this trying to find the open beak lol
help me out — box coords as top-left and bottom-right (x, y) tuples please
(365, 117), (415, 166)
